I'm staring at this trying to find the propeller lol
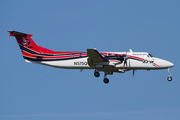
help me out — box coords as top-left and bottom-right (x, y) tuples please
(123, 51), (128, 67)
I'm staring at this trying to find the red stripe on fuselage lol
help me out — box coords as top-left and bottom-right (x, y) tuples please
(153, 63), (160, 67)
(23, 48), (145, 62)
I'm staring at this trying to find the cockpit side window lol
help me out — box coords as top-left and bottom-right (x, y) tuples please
(143, 54), (148, 58)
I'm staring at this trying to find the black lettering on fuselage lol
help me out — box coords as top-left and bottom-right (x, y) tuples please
(74, 61), (87, 65)
(143, 60), (154, 63)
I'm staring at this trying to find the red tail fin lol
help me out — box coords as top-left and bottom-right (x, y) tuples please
(8, 30), (54, 55)
(8, 31), (86, 63)
(8, 30), (42, 53)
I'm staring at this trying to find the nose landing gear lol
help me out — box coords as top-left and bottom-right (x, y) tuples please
(167, 76), (172, 81)
(167, 68), (172, 81)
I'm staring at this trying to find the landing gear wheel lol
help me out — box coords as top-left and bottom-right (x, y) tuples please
(94, 72), (100, 77)
(167, 68), (172, 82)
(167, 76), (172, 81)
(103, 78), (109, 84)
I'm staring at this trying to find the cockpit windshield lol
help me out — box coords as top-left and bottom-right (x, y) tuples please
(148, 53), (153, 57)
(143, 53), (154, 58)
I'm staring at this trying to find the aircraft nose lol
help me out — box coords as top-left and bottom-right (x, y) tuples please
(167, 61), (174, 68)
(156, 58), (174, 68)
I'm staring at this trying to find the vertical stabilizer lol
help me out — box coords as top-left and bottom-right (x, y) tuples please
(8, 30), (42, 54)
(8, 30), (56, 62)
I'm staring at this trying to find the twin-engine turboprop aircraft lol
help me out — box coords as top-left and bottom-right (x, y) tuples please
(8, 30), (174, 84)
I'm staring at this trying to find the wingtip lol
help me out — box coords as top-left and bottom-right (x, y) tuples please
(87, 48), (97, 51)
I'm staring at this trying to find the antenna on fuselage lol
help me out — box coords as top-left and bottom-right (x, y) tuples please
(129, 49), (133, 52)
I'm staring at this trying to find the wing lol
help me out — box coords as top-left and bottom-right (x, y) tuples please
(87, 49), (107, 62)
(87, 49), (108, 68)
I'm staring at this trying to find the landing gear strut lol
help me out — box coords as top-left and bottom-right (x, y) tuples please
(167, 68), (172, 81)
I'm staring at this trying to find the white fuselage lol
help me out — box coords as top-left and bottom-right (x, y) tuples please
(29, 52), (174, 71)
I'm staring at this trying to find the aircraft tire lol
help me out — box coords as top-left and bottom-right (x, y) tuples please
(94, 72), (100, 77)
(103, 78), (109, 84)
(167, 76), (172, 81)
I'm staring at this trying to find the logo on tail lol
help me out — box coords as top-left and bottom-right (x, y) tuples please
(22, 37), (31, 46)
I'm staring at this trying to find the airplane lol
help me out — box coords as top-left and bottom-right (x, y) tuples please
(8, 30), (174, 84)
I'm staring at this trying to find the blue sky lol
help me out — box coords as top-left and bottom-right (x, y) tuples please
(0, 0), (180, 120)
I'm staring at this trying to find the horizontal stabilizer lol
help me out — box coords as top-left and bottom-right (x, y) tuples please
(8, 30), (32, 36)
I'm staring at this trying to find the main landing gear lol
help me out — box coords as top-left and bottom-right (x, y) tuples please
(167, 68), (172, 81)
(94, 70), (109, 84)
(103, 73), (109, 84)
(94, 71), (100, 77)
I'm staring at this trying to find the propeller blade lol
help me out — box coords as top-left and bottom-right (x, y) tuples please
(124, 59), (127, 67)
(123, 50), (129, 67)
(123, 51), (126, 67)
(133, 70), (135, 77)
